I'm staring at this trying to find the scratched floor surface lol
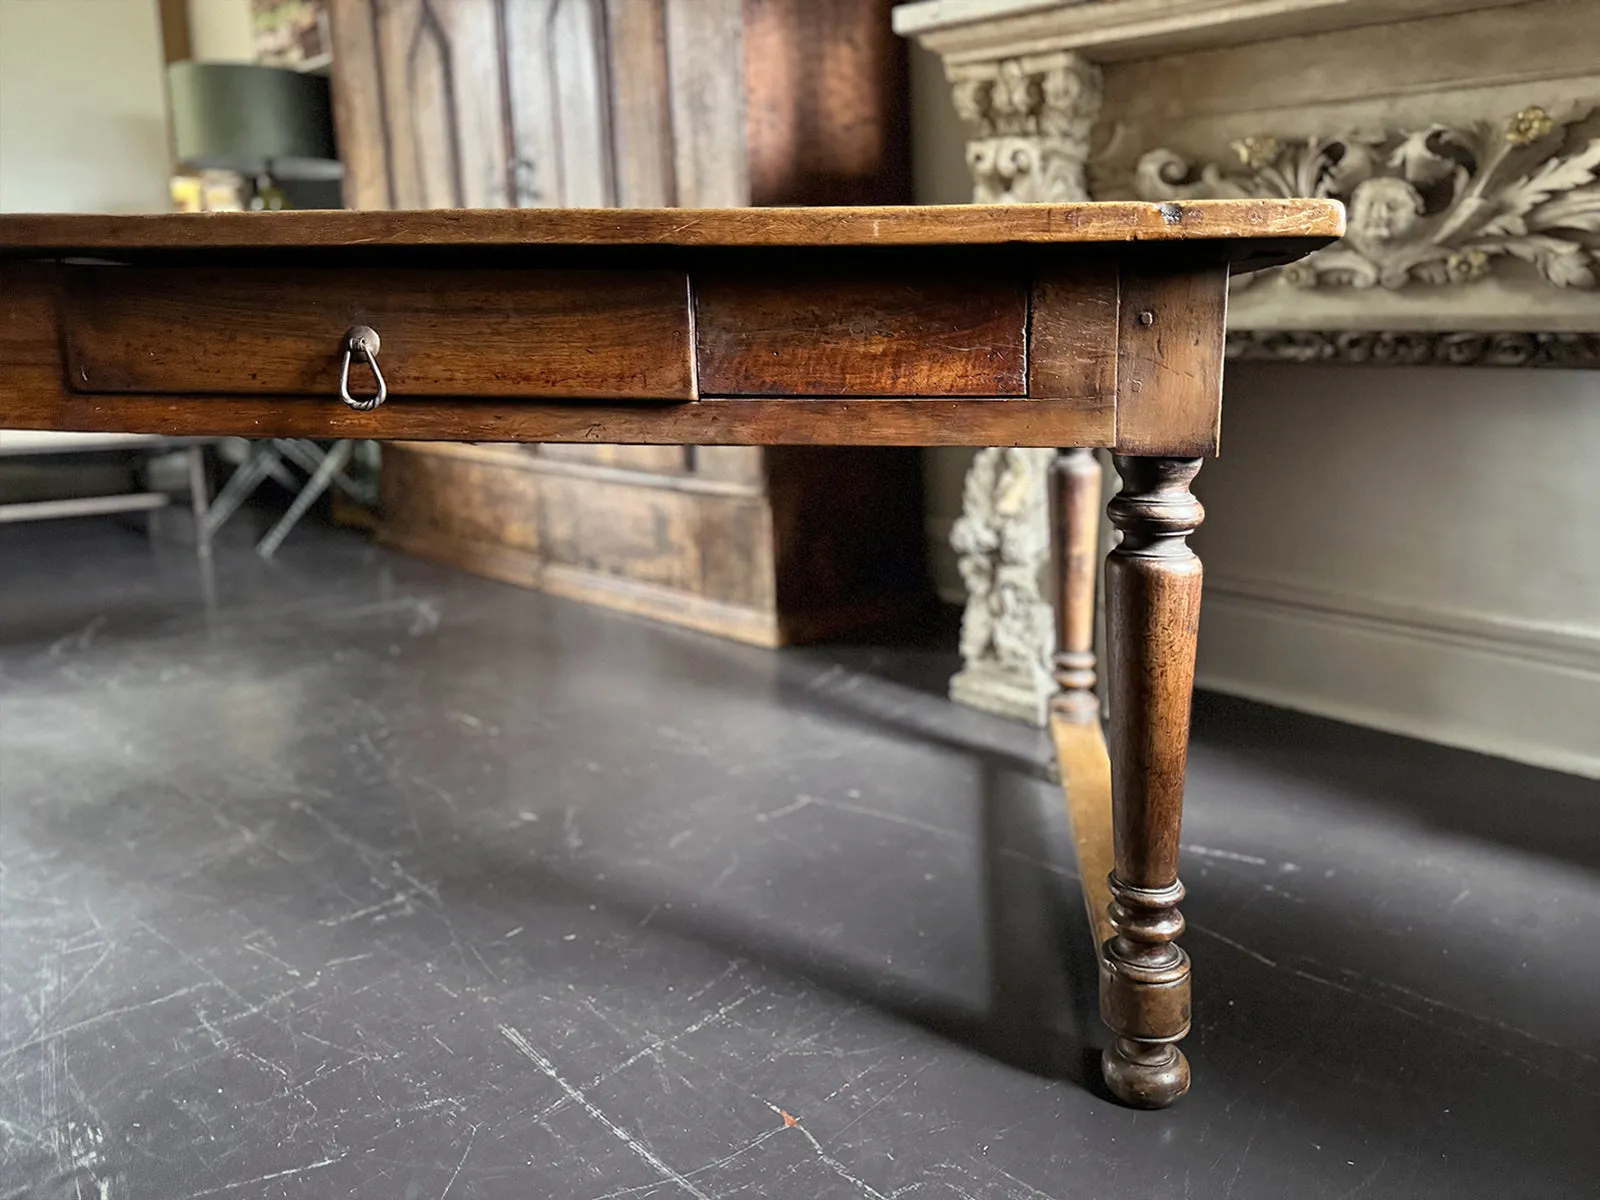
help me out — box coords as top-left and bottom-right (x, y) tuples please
(2, 517), (1597, 1200)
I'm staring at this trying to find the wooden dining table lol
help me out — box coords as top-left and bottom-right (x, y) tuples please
(0, 198), (1344, 1108)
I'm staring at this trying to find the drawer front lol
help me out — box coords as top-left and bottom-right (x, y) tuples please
(694, 270), (1028, 397)
(62, 267), (696, 401)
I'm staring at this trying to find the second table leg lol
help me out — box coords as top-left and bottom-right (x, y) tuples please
(1049, 448), (1103, 725)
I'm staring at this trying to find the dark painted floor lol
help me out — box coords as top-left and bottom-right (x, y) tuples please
(2, 517), (1597, 1200)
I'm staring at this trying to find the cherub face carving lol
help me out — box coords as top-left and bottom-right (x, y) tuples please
(1348, 177), (1425, 243)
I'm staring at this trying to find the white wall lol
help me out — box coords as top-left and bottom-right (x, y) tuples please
(0, 0), (173, 504)
(0, 0), (171, 213)
(186, 0), (255, 62)
(1196, 363), (1600, 778)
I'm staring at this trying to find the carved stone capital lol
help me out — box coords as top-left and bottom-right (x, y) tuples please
(1135, 104), (1600, 292)
(950, 51), (1103, 203)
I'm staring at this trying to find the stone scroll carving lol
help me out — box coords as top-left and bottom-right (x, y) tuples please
(1135, 105), (1600, 292)
(944, 52), (1103, 724)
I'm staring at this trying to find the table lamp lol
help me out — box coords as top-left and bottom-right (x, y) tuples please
(167, 62), (342, 210)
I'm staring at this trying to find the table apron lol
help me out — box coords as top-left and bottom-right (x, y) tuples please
(1, 256), (1229, 453)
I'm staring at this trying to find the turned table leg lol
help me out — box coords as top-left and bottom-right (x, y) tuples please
(1049, 448), (1102, 725)
(1099, 455), (1204, 1108)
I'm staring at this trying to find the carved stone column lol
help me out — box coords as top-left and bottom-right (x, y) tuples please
(949, 447), (1057, 723)
(946, 52), (1103, 724)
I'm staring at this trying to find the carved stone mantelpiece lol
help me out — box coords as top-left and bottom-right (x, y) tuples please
(900, 0), (1600, 341)
(897, 0), (1600, 722)
(1135, 105), (1600, 294)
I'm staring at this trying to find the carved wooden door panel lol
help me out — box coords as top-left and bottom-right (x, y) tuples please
(329, 0), (695, 472)
(335, 0), (614, 209)
(326, 0), (921, 647)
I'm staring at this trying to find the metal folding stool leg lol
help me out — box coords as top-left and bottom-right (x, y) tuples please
(201, 442), (287, 542)
(255, 440), (356, 559)
(187, 444), (212, 560)
(271, 439), (365, 501)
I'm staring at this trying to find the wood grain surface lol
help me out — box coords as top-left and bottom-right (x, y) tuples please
(1030, 264), (1120, 404)
(1114, 265), (1229, 456)
(0, 200), (1343, 258)
(63, 267), (696, 401)
(743, 0), (910, 207)
(695, 271), (1028, 396)
(1, 392), (1115, 449)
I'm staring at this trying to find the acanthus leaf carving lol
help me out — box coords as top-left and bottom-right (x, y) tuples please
(1135, 105), (1600, 291)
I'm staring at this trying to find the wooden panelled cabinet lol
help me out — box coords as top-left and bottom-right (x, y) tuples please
(327, 0), (925, 644)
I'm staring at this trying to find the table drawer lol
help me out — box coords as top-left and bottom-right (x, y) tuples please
(694, 270), (1028, 397)
(62, 267), (696, 401)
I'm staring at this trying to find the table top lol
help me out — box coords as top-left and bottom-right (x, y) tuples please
(0, 200), (1343, 267)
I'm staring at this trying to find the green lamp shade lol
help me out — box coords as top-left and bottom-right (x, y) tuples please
(168, 61), (341, 181)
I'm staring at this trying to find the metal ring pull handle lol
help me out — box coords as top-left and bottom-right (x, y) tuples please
(339, 325), (387, 411)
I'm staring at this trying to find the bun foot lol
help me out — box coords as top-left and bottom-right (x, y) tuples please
(1102, 1038), (1191, 1109)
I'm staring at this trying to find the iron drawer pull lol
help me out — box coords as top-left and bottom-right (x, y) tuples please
(339, 325), (386, 411)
